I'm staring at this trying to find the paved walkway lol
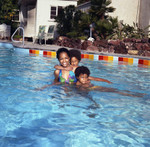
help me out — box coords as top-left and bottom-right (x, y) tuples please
(13, 41), (62, 51)
(1, 40), (61, 51)
(1, 39), (150, 60)
(1, 39), (107, 55)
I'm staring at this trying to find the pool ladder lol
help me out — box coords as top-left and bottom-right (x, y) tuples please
(11, 27), (24, 47)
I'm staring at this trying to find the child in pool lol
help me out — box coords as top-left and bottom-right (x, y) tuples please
(54, 49), (112, 84)
(75, 66), (144, 97)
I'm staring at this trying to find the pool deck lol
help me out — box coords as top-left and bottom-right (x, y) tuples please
(1, 39), (150, 60)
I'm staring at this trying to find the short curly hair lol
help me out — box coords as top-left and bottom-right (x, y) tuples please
(75, 66), (90, 78)
(56, 48), (70, 59)
(70, 49), (81, 62)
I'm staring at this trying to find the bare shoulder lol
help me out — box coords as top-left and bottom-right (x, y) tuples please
(54, 69), (60, 76)
(54, 70), (60, 82)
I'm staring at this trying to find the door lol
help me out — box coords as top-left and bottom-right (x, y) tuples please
(26, 5), (36, 37)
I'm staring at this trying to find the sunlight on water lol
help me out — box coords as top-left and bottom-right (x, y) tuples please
(0, 46), (150, 147)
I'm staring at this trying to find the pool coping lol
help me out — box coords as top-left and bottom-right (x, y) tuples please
(1, 40), (150, 67)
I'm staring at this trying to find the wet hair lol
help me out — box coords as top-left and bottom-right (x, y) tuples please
(70, 49), (81, 62)
(75, 66), (90, 78)
(56, 48), (70, 59)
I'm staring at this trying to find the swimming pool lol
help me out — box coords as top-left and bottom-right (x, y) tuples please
(0, 43), (150, 147)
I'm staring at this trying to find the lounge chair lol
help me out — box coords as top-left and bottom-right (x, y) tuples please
(33, 25), (46, 44)
(44, 25), (55, 45)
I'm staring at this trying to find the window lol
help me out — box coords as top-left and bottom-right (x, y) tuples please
(58, 6), (62, 15)
(50, 6), (56, 19)
(50, 6), (62, 19)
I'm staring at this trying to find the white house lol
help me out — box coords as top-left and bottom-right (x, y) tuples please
(18, 0), (77, 41)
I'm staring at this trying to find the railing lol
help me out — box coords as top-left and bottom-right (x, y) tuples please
(11, 27), (24, 46)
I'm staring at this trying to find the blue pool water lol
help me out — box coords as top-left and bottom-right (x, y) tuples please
(0, 43), (150, 147)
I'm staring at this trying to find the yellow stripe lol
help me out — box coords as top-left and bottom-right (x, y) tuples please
(35, 50), (39, 54)
(108, 56), (113, 61)
(128, 58), (133, 65)
(89, 54), (94, 60)
(51, 52), (56, 57)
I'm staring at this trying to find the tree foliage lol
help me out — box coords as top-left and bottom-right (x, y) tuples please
(87, 0), (117, 39)
(55, 5), (83, 37)
(95, 16), (119, 39)
(55, 0), (117, 39)
(0, 0), (18, 24)
(89, 0), (115, 20)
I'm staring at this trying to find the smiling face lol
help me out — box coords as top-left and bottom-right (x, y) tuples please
(71, 57), (79, 67)
(78, 73), (89, 84)
(59, 52), (70, 67)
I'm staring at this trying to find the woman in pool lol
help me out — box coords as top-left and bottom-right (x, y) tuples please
(55, 49), (112, 84)
(35, 48), (77, 90)
(54, 48), (77, 84)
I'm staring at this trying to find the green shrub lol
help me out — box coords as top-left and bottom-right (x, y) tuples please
(78, 36), (88, 40)
(66, 31), (78, 38)
(14, 35), (22, 39)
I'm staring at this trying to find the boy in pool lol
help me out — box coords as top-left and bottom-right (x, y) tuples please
(75, 66), (144, 97)
(54, 49), (112, 84)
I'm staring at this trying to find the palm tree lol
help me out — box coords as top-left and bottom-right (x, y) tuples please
(87, 0), (116, 39)
(89, 0), (115, 21)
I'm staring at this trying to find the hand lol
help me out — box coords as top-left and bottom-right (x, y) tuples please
(85, 79), (91, 84)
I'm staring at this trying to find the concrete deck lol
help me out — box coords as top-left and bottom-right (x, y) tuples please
(1, 39), (150, 60)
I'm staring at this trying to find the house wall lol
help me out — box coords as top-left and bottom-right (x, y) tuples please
(109, 0), (140, 26)
(36, 0), (77, 37)
(109, 0), (150, 33)
(19, 2), (36, 38)
(139, 0), (150, 32)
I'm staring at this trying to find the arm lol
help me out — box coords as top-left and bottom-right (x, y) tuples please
(35, 81), (61, 91)
(35, 83), (54, 91)
(54, 69), (60, 83)
(34, 70), (60, 91)
(54, 65), (73, 71)
(88, 76), (112, 84)
(35, 70), (60, 91)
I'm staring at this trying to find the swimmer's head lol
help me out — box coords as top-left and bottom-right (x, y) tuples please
(56, 48), (70, 60)
(56, 48), (70, 67)
(70, 49), (81, 66)
(75, 66), (90, 84)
